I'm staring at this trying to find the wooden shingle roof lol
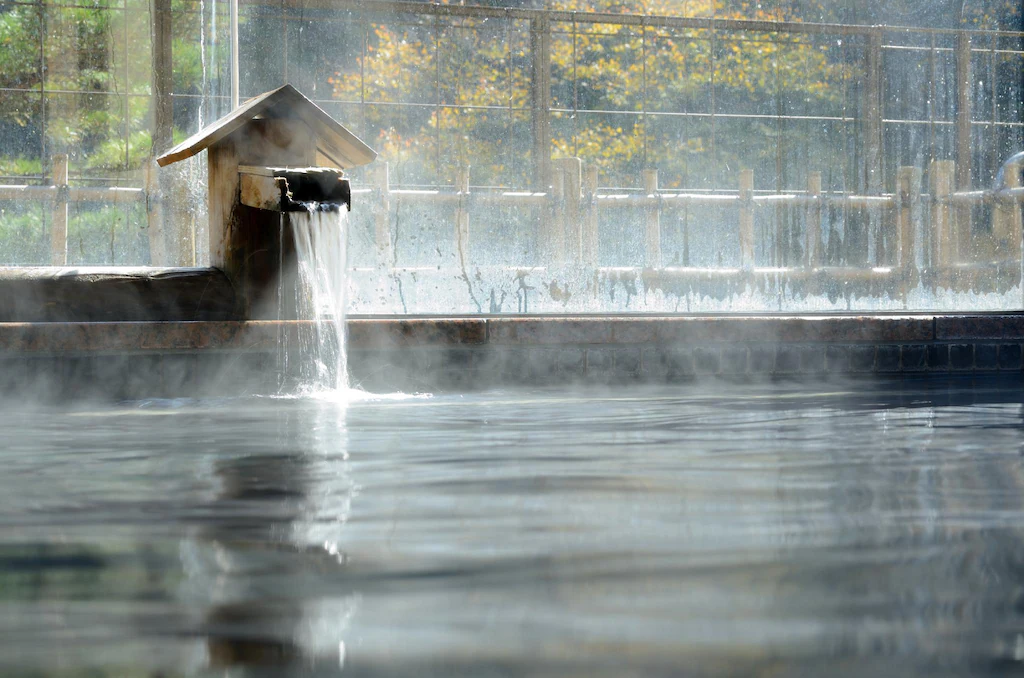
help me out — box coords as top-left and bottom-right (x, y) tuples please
(156, 84), (376, 169)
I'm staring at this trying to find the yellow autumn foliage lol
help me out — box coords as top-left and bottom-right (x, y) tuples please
(331, 0), (851, 188)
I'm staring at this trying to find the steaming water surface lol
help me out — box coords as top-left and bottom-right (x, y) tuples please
(5, 379), (1024, 676)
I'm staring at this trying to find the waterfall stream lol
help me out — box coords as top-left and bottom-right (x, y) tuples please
(286, 208), (349, 393)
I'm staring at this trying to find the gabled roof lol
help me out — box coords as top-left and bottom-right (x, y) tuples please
(156, 84), (377, 169)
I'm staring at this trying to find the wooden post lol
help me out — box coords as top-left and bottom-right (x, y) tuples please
(805, 171), (822, 268)
(150, 0), (173, 155)
(547, 160), (568, 264)
(455, 165), (470, 263)
(50, 154), (69, 266)
(530, 17), (552, 192)
(582, 164), (599, 267)
(681, 210), (690, 267)
(993, 161), (1023, 263)
(930, 160), (956, 269)
(374, 162), (392, 268)
(643, 168), (661, 269)
(955, 33), (973, 262)
(955, 34), (973, 195)
(897, 166), (922, 272)
(865, 30), (884, 265)
(739, 169), (754, 268)
(149, 0), (172, 265)
(145, 159), (166, 266)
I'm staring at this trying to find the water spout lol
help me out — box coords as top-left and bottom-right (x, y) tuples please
(288, 208), (349, 393)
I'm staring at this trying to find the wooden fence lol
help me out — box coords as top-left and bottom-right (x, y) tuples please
(1, 154), (1022, 299)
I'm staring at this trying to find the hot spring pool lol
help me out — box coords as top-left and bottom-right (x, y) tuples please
(5, 377), (1024, 676)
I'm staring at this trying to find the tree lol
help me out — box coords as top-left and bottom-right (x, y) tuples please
(329, 0), (850, 190)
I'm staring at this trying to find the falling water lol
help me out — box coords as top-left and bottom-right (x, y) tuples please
(287, 208), (349, 393)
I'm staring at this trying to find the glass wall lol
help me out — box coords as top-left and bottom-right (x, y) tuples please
(0, 0), (1022, 313)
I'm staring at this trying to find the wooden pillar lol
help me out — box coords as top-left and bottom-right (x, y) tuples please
(548, 159), (575, 265)
(739, 169), (754, 268)
(864, 30), (883, 265)
(897, 166), (922, 300)
(374, 162), (392, 268)
(455, 165), (471, 263)
(930, 159), (956, 269)
(993, 161), (1023, 263)
(145, 159), (166, 266)
(805, 171), (822, 268)
(151, 0), (173, 155)
(582, 164), (599, 267)
(208, 142), (240, 270)
(955, 33), (973, 194)
(554, 158), (582, 264)
(149, 0), (173, 264)
(530, 17), (552, 192)
(643, 168), (661, 269)
(955, 33), (973, 260)
(897, 166), (922, 272)
(50, 154), (68, 266)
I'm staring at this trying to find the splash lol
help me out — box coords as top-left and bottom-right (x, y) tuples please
(288, 209), (349, 393)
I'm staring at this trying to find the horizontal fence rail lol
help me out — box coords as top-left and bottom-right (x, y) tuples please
(359, 159), (1024, 282)
(5, 154), (1023, 286)
(0, 156), (160, 266)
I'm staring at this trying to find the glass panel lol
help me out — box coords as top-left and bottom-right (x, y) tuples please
(44, 7), (124, 94)
(0, 200), (47, 264)
(363, 103), (438, 186)
(45, 92), (128, 178)
(0, 92), (43, 180)
(359, 19), (437, 106)
(238, 4), (285, 97)
(645, 30), (712, 115)
(66, 199), (147, 265)
(0, 0), (1020, 312)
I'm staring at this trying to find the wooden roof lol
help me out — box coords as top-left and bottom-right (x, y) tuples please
(156, 84), (376, 169)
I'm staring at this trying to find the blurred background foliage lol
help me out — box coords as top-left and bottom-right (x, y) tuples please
(0, 0), (1020, 264)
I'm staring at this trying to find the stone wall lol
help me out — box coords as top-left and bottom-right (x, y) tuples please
(1, 315), (1021, 400)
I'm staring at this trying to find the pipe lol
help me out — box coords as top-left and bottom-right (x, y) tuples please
(996, 151), (1024, 189)
(230, 0), (239, 109)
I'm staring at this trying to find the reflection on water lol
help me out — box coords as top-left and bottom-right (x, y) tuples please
(4, 378), (1024, 676)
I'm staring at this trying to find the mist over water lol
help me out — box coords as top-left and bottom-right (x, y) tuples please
(6, 379), (1024, 676)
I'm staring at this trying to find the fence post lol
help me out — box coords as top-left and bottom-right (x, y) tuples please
(530, 17), (552, 192)
(955, 34), (973, 196)
(151, 0), (173, 155)
(865, 29), (883, 265)
(548, 158), (576, 265)
(548, 162), (565, 265)
(930, 160), (955, 270)
(739, 169), (754, 268)
(643, 168), (661, 269)
(955, 33), (974, 262)
(374, 162), (392, 268)
(582, 164), (599, 267)
(455, 164), (470, 263)
(993, 161), (1023, 263)
(145, 159), (166, 266)
(805, 171), (822, 268)
(50, 154), (69, 266)
(897, 166), (922, 271)
(897, 166), (923, 300)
